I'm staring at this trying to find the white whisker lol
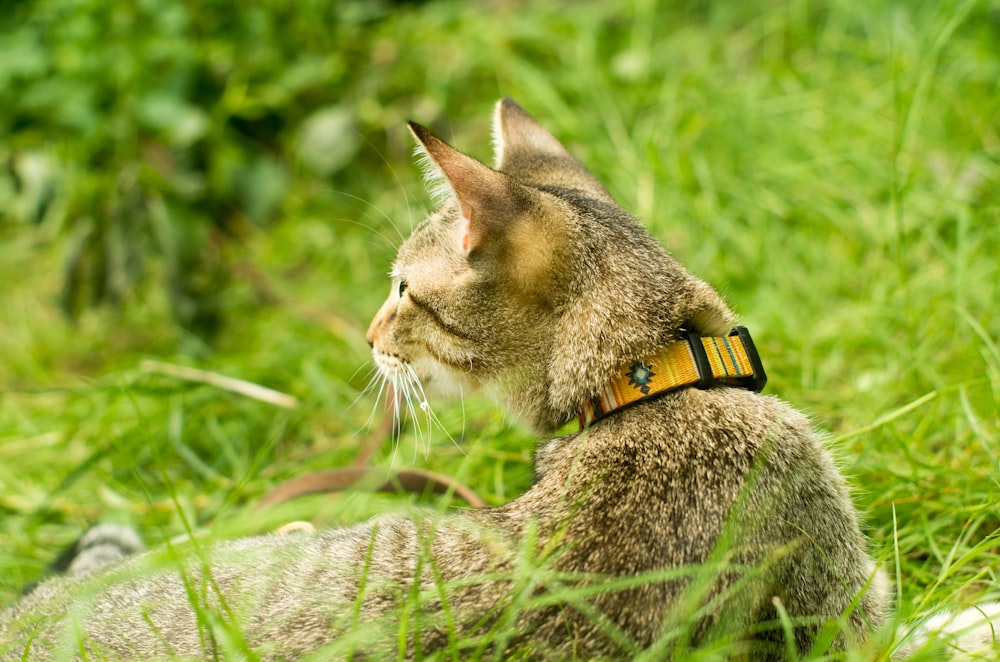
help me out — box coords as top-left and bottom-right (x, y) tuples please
(404, 363), (465, 457)
(368, 357), (466, 463)
(391, 378), (403, 441)
(354, 378), (385, 434)
(348, 367), (389, 444)
(349, 364), (382, 411)
(358, 133), (417, 233)
(406, 376), (432, 460)
(329, 215), (402, 253)
(398, 373), (422, 457)
(402, 363), (430, 457)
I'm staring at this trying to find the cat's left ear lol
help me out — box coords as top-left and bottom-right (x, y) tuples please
(408, 121), (531, 255)
(491, 98), (614, 204)
(491, 98), (576, 170)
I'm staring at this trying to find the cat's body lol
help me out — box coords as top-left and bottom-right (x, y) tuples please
(1, 393), (882, 660)
(3, 99), (986, 659)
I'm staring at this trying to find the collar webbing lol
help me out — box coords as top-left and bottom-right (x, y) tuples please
(577, 326), (767, 429)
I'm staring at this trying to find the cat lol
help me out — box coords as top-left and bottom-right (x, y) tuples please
(1, 99), (995, 660)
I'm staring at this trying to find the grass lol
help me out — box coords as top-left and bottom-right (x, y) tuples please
(1, 0), (999, 658)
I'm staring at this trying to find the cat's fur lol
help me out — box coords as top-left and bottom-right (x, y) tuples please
(1, 100), (993, 659)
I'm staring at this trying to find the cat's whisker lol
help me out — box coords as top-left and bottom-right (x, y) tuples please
(399, 365), (427, 446)
(360, 373), (385, 423)
(376, 372), (394, 430)
(329, 189), (408, 246)
(349, 364), (383, 412)
(402, 363), (427, 403)
(398, 376), (416, 430)
(360, 371), (402, 451)
(397, 372), (428, 461)
(399, 365), (426, 430)
(369, 372), (390, 416)
(406, 369), (436, 458)
(336, 369), (399, 468)
(403, 363), (464, 457)
(329, 216), (402, 254)
(391, 377), (404, 443)
(418, 400), (436, 457)
(347, 360), (375, 384)
(358, 133), (418, 234)
(352, 373), (389, 441)
(421, 397), (464, 457)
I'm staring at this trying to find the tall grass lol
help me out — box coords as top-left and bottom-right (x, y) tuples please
(1, 0), (998, 658)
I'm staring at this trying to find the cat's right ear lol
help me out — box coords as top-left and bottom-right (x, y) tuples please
(408, 121), (530, 255)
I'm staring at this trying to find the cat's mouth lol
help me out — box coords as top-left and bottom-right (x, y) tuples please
(372, 350), (409, 377)
(370, 349), (430, 412)
(373, 348), (444, 391)
(370, 350), (414, 386)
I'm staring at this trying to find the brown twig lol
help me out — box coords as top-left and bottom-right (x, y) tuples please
(140, 360), (299, 409)
(256, 467), (486, 509)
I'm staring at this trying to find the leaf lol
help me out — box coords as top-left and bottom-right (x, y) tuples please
(233, 157), (289, 226)
(137, 93), (209, 147)
(9, 150), (60, 225)
(295, 105), (360, 177)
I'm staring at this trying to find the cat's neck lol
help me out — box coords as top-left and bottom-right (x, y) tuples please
(536, 236), (735, 433)
(489, 249), (737, 434)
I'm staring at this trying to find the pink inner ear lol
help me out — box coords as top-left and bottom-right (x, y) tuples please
(460, 201), (474, 252)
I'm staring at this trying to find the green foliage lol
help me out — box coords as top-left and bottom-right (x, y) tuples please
(0, 0), (459, 334)
(1, 0), (999, 658)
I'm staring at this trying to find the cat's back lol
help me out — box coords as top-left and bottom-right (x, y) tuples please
(541, 387), (811, 485)
(518, 386), (883, 654)
(0, 518), (421, 660)
(538, 386), (854, 557)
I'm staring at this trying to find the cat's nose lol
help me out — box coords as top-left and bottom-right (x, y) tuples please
(367, 298), (395, 348)
(365, 316), (380, 348)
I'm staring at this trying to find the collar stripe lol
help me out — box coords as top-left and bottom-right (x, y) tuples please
(577, 327), (767, 429)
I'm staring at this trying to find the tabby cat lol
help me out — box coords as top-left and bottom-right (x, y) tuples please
(2, 99), (994, 660)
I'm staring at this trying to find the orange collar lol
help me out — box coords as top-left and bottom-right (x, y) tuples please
(577, 327), (767, 428)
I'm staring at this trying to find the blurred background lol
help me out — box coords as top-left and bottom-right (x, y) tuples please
(1, 0), (998, 615)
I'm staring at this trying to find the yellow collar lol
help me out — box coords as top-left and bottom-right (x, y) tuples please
(577, 327), (767, 428)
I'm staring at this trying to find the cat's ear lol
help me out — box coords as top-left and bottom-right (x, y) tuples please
(491, 98), (614, 203)
(408, 121), (529, 255)
(491, 98), (576, 169)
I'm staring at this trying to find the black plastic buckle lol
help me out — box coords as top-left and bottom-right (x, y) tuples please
(685, 327), (767, 393)
(731, 326), (767, 392)
(685, 328), (715, 389)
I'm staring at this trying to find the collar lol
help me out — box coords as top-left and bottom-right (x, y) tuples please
(577, 326), (767, 429)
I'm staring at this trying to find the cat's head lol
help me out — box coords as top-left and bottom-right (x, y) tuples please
(367, 99), (735, 433)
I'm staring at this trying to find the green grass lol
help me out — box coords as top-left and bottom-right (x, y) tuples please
(2, 0), (999, 658)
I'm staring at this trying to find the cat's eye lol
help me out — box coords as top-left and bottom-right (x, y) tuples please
(397, 280), (408, 297)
